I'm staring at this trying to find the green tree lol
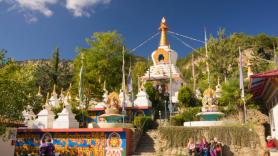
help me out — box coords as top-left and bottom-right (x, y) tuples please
(34, 50), (73, 95)
(73, 31), (132, 100)
(132, 61), (147, 94)
(177, 86), (196, 107)
(52, 48), (59, 85)
(0, 49), (7, 66)
(0, 62), (32, 134)
(144, 82), (161, 113)
(218, 78), (252, 123)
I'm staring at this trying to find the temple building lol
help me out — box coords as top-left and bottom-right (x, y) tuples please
(249, 69), (278, 139)
(141, 17), (185, 103)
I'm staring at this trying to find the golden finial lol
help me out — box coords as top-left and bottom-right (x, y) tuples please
(137, 75), (141, 91)
(103, 80), (107, 91)
(52, 84), (56, 95)
(66, 83), (72, 97)
(159, 17), (169, 47)
(140, 80), (145, 90)
(37, 86), (42, 97)
(247, 59), (253, 78)
(43, 92), (50, 109)
(60, 88), (64, 95)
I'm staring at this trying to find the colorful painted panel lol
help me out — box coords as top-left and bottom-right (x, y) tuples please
(15, 131), (127, 156)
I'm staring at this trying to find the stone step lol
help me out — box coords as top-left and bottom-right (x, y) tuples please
(136, 146), (155, 151)
(134, 130), (158, 155)
(132, 152), (157, 156)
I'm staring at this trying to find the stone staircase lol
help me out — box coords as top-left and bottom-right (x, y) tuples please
(133, 130), (157, 156)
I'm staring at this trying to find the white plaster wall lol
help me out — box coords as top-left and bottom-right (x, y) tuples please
(270, 104), (278, 139)
(0, 139), (14, 156)
(0, 128), (16, 156)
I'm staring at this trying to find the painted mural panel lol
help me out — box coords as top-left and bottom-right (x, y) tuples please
(15, 131), (126, 156)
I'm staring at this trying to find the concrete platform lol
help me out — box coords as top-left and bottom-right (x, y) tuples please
(183, 121), (237, 127)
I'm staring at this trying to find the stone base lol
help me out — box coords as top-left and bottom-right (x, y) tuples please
(183, 121), (237, 127)
(53, 115), (79, 129)
(88, 123), (133, 128)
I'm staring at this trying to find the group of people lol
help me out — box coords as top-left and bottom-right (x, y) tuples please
(187, 136), (222, 156)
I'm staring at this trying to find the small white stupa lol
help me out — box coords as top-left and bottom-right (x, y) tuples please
(195, 88), (202, 100)
(95, 82), (108, 109)
(48, 85), (60, 107)
(119, 89), (133, 108)
(33, 93), (55, 129)
(53, 89), (79, 129)
(134, 86), (152, 108)
(22, 105), (36, 128)
(215, 77), (221, 99)
(172, 91), (179, 104)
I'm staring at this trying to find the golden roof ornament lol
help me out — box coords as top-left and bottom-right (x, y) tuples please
(247, 59), (253, 78)
(159, 17), (169, 47)
(44, 92), (50, 110)
(52, 84), (57, 95)
(203, 88), (215, 98)
(37, 86), (42, 97)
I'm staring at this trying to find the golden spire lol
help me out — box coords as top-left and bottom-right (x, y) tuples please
(52, 84), (56, 95)
(247, 59), (253, 78)
(159, 17), (169, 47)
(37, 86), (42, 97)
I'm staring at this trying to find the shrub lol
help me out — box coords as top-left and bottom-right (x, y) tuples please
(159, 126), (259, 148)
(171, 107), (201, 126)
(133, 116), (153, 132)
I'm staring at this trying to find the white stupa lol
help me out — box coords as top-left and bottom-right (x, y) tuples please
(141, 17), (184, 103)
(33, 93), (55, 129)
(53, 89), (79, 128)
(48, 85), (60, 107)
(134, 88), (152, 108)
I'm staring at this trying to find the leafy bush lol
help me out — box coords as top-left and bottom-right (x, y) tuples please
(178, 86), (198, 107)
(171, 107), (201, 126)
(133, 116), (153, 132)
(159, 125), (260, 148)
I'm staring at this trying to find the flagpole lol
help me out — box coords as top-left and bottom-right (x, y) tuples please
(192, 54), (196, 92)
(239, 47), (247, 124)
(205, 29), (210, 87)
(148, 54), (151, 80)
(128, 57), (134, 107)
(122, 46), (126, 114)
(79, 53), (85, 127)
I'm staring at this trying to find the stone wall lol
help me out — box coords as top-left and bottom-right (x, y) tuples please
(131, 128), (143, 153)
(155, 125), (265, 156)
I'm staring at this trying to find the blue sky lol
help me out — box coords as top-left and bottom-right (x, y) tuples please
(0, 0), (278, 60)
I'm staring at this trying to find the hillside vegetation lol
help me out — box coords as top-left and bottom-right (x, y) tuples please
(177, 29), (278, 91)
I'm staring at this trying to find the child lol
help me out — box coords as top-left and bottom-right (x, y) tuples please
(215, 143), (222, 156)
(187, 137), (196, 156)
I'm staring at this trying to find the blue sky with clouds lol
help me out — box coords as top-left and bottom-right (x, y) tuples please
(0, 0), (278, 60)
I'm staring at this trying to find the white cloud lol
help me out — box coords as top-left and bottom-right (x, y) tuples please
(0, 0), (112, 22)
(14, 0), (58, 17)
(66, 0), (111, 17)
(23, 13), (38, 23)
